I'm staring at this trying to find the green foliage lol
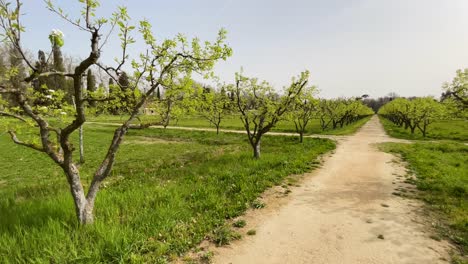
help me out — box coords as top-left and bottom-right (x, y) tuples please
(88, 113), (372, 136)
(250, 199), (266, 209)
(379, 117), (468, 141)
(144, 77), (198, 128)
(317, 98), (374, 131)
(233, 70), (309, 158)
(442, 69), (468, 111)
(197, 84), (232, 133)
(211, 225), (242, 246)
(0, 124), (335, 262)
(232, 219), (246, 228)
(287, 85), (318, 141)
(105, 72), (140, 114)
(379, 97), (448, 137)
(1, 0), (232, 226)
(380, 142), (468, 253)
(48, 29), (65, 47)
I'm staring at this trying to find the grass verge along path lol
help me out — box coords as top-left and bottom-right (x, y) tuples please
(379, 116), (468, 142)
(380, 142), (468, 258)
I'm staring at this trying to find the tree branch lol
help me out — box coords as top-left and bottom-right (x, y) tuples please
(0, 111), (28, 122)
(8, 131), (44, 152)
(44, 0), (92, 32)
(24, 70), (75, 82)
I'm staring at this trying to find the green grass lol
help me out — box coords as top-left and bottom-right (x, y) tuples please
(89, 114), (372, 136)
(379, 116), (468, 141)
(380, 142), (468, 255)
(0, 123), (335, 263)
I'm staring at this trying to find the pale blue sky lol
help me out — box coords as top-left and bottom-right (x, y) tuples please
(19, 0), (468, 98)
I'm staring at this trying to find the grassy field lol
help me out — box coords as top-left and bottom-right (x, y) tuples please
(89, 114), (372, 136)
(379, 116), (468, 141)
(0, 123), (335, 263)
(380, 142), (468, 255)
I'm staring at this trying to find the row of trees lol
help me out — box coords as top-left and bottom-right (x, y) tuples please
(378, 68), (467, 137)
(378, 97), (447, 137)
(441, 68), (467, 112)
(0, 0), (372, 224)
(134, 78), (373, 153)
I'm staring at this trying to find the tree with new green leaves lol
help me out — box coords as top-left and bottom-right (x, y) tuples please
(442, 69), (467, 110)
(197, 84), (231, 134)
(233, 70), (309, 158)
(287, 85), (318, 142)
(412, 98), (446, 137)
(0, 0), (231, 224)
(317, 98), (373, 131)
(379, 97), (446, 137)
(144, 77), (197, 129)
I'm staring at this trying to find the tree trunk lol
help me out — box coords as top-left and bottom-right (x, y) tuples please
(65, 161), (107, 225)
(66, 166), (94, 224)
(79, 200), (95, 224)
(253, 140), (260, 159)
(79, 125), (84, 164)
(299, 131), (303, 143)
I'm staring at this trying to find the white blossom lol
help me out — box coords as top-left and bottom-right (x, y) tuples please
(50, 29), (65, 38)
(45, 95), (53, 99)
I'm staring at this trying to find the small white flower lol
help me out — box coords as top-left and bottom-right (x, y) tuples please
(51, 29), (65, 38)
(48, 89), (55, 93)
(45, 95), (53, 99)
(60, 112), (67, 115)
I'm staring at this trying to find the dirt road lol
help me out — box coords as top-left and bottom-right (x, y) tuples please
(213, 116), (452, 264)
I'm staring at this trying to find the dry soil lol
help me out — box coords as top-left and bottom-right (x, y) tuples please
(212, 116), (452, 264)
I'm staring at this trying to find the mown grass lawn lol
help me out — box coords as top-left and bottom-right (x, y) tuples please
(89, 114), (372, 136)
(0, 124), (335, 263)
(379, 116), (468, 141)
(380, 142), (468, 255)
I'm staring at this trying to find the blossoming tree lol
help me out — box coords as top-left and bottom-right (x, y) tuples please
(0, 0), (231, 224)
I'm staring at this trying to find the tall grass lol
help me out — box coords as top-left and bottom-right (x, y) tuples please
(0, 124), (335, 263)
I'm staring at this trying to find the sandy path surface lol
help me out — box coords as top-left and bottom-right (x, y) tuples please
(212, 116), (452, 264)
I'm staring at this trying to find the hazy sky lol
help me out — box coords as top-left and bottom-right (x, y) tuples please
(19, 0), (468, 98)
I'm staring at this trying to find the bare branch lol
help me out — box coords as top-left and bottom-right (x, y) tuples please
(24, 70), (75, 82)
(0, 0), (36, 70)
(8, 131), (44, 152)
(44, 0), (91, 32)
(0, 111), (28, 122)
(98, 18), (117, 50)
